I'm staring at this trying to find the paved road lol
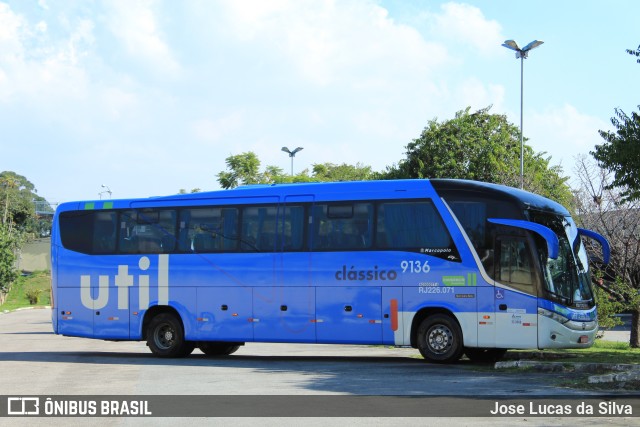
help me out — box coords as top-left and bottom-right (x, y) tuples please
(0, 308), (637, 426)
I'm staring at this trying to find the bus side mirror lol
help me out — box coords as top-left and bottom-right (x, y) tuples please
(487, 218), (559, 260)
(578, 228), (610, 265)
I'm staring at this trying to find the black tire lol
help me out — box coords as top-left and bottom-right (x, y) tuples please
(146, 312), (194, 358)
(198, 342), (242, 356)
(417, 314), (464, 363)
(464, 348), (507, 363)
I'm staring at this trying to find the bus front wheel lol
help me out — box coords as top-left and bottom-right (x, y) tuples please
(146, 312), (194, 358)
(417, 314), (463, 363)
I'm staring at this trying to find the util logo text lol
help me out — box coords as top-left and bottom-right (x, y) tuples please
(80, 255), (169, 310)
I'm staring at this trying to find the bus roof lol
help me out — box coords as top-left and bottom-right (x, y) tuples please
(55, 179), (569, 215)
(430, 179), (570, 216)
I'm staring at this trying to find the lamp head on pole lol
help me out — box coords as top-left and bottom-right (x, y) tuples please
(281, 146), (304, 157)
(502, 39), (544, 59)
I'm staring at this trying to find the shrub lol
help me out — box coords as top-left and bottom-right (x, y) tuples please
(25, 288), (42, 305)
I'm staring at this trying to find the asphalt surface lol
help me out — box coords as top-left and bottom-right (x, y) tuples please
(0, 308), (638, 426)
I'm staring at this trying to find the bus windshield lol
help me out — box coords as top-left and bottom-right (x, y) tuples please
(530, 212), (594, 309)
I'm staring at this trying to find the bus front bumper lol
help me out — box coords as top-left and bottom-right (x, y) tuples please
(538, 314), (598, 349)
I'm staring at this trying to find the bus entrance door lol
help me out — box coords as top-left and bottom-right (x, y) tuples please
(492, 234), (539, 349)
(494, 286), (538, 348)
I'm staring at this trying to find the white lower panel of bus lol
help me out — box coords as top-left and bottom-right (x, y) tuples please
(395, 311), (541, 350)
(395, 312), (478, 347)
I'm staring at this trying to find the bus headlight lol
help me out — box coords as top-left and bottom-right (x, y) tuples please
(538, 308), (597, 331)
(538, 307), (569, 325)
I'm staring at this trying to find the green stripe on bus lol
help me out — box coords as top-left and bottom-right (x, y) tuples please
(442, 276), (465, 286)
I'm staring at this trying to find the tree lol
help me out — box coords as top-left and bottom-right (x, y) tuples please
(573, 155), (640, 347)
(311, 162), (374, 182)
(216, 152), (377, 189)
(0, 172), (48, 302)
(0, 171), (51, 236)
(382, 106), (574, 207)
(591, 108), (640, 202)
(0, 223), (19, 295)
(591, 44), (640, 202)
(216, 152), (296, 189)
(1, 172), (34, 230)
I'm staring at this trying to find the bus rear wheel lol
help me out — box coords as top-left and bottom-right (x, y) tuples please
(146, 312), (194, 358)
(417, 314), (463, 363)
(198, 342), (242, 356)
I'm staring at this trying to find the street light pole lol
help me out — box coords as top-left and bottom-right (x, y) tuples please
(99, 184), (112, 200)
(502, 39), (544, 189)
(281, 146), (304, 176)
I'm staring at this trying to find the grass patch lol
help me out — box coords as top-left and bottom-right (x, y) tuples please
(507, 340), (639, 365)
(1, 270), (51, 311)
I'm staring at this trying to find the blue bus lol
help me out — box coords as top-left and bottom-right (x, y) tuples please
(50, 179), (610, 363)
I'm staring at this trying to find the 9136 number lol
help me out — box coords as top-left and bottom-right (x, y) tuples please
(400, 260), (430, 274)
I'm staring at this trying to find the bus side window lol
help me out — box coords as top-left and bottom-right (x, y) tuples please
(376, 200), (458, 260)
(241, 206), (278, 252)
(59, 211), (99, 254)
(310, 203), (373, 251)
(179, 207), (239, 253)
(118, 211), (138, 253)
(278, 205), (304, 251)
(496, 236), (536, 295)
(117, 209), (176, 254)
(92, 211), (117, 253)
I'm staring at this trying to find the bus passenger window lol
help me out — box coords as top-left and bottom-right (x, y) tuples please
(118, 209), (177, 254)
(376, 201), (458, 260)
(178, 207), (239, 253)
(278, 205), (304, 251)
(310, 203), (373, 251)
(92, 211), (117, 254)
(59, 211), (91, 253)
(241, 206), (278, 252)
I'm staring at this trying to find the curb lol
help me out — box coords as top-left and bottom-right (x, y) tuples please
(495, 360), (640, 386)
(495, 360), (640, 372)
(589, 370), (640, 384)
(1, 306), (51, 314)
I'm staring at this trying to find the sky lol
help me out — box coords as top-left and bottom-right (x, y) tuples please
(1, 0), (638, 205)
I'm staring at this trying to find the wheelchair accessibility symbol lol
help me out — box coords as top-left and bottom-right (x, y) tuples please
(495, 289), (504, 299)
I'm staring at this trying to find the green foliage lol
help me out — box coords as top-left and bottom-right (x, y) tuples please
(0, 224), (19, 294)
(217, 152), (291, 189)
(0, 171), (53, 238)
(592, 107), (640, 202)
(593, 286), (625, 331)
(25, 287), (42, 305)
(590, 44), (640, 203)
(593, 275), (640, 342)
(382, 106), (573, 207)
(312, 162), (374, 182)
(216, 152), (377, 189)
(1, 271), (50, 310)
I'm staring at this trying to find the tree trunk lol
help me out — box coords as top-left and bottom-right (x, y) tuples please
(631, 306), (640, 348)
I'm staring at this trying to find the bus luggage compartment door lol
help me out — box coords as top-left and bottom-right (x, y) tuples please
(253, 287), (316, 342)
(57, 287), (94, 338)
(316, 286), (382, 344)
